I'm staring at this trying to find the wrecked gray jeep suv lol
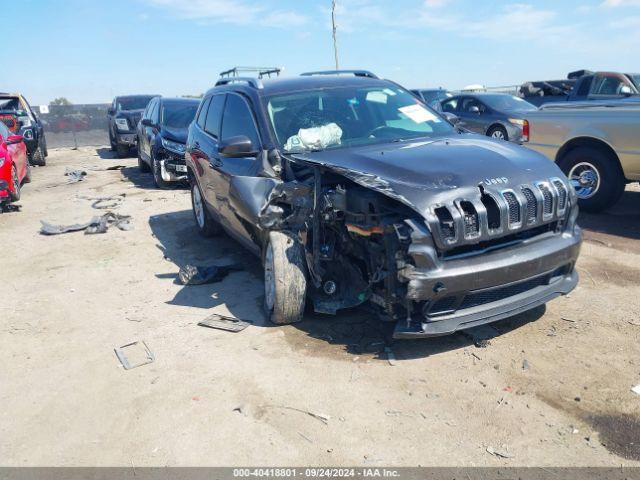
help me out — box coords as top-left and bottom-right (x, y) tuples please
(185, 70), (582, 339)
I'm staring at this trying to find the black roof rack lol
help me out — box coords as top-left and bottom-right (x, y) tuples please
(219, 66), (282, 79)
(300, 70), (379, 79)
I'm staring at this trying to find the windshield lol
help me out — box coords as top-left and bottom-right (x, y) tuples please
(161, 102), (198, 129)
(266, 85), (454, 153)
(117, 96), (155, 111)
(481, 95), (536, 111)
(0, 97), (20, 111)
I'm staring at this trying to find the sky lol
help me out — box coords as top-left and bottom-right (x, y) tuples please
(8, 0), (640, 105)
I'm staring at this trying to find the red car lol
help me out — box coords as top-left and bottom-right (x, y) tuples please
(0, 120), (30, 207)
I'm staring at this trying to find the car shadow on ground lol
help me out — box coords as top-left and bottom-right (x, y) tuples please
(578, 189), (640, 242)
(150, 208), (547, 360)
(96, 147), (120, 160)
(120, 165), (187, 191)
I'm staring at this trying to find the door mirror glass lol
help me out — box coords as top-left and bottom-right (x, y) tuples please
(141, 118), (156, 128)
(219, 135), (257, 157)
(108, 107), (115, 116)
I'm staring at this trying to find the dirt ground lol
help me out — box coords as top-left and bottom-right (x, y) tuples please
(1, 146), (640, 467)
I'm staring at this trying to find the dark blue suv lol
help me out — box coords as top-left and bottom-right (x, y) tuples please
(185, 70), (580, 339)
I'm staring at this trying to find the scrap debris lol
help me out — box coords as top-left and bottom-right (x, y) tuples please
(631, 385), (640, 396)
(64, 168), (87, 184)
(263, 405), (330, 425)
(198, 313), (252, 333)
(40, 212), (132, 235)
(77, 194), (126, 210)
(114, 341), (155, 370)
(486, 445), (514, 459)
(178, 263), (243, 285)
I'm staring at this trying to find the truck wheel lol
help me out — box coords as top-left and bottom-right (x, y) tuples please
(191, 181), (221, 237)
(10, 165), (20, 201)
(109, 130), (117, 151)
(488, 125), (508, 141)
(263, 231), (307, 325)
(559, 147), (625, 213)
(116, 144), (129, 158)
(31, 146), (46, 166)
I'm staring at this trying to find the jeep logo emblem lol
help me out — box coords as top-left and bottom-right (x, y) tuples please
(483, 177), (509, 186)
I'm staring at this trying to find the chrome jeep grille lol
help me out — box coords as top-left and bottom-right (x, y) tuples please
(430, 177), (570, 251)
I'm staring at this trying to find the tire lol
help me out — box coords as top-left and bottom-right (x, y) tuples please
(151, 153), (170, 189)
(137, 147), (150, 173)
(23, 161), (32, 183)
(31, 146), (46, 166)
(191, 180), (221, 237)
(9, 165), (20, 202)
(558, 147), (625, 213)
(109, 130), (117, 151)
(116, 143), (129, 158)
(263, 231), (307, 325)
(487, 125), (508, 141)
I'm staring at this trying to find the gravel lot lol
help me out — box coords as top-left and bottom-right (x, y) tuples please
(1, 146), (640, 466)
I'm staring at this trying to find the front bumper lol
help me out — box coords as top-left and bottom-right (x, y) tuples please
(116, 133), (137, 146)
(158, 149), (187, 182)
(394, 229), (582, 338)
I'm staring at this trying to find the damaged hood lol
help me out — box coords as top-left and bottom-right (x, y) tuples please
(160, 126), (188, 144)
(292, 134), (566, 215)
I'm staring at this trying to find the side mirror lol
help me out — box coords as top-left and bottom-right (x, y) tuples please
(442, 112), (460, 126)
(620, 85), (633, 96)
(219, 135), (258, 158)
(469, 106), (481, 114)
(141, 118), (157, 128)
(108, 108), (115, 116)
(5, 134), (23, 145)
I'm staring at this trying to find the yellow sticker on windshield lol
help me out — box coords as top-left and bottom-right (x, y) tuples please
(398, 104), (440, 124)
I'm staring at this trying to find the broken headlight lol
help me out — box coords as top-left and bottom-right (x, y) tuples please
(161, 138), (186, 154)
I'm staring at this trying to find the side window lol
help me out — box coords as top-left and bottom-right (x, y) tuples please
(150, 100), (159, 123)
(204, 95), (225, 139)
(221, 94), (260, 147)
(576, 77), (593, 96)
(0, 121), (9, 139)
(461, 98), (484, 113)
(441, 98), (458, 113)
(196, 97), (211, 129)
(142, 100), (153, 120)
(592, 76), (625, 95)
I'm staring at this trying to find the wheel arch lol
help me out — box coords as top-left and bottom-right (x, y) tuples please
(556, 137), (623, 177)
(486, 123), (507, 135)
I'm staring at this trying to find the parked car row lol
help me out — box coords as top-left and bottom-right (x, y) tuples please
(0, 93), (47, 210)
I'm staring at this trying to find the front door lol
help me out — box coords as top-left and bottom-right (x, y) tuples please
(212, 93), (263, 245)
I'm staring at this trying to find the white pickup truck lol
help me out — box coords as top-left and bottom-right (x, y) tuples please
(523, 99), (640, 212)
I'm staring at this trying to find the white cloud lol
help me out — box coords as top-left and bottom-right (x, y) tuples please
(143, 0), (308, 27)
(602, 0), (640, 6)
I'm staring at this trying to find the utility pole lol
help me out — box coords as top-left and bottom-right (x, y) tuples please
(331, 0), (339, 70)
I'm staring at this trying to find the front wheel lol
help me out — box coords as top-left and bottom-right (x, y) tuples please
(152, 154), (170, 189)
(264, 231), (307, 325)
(559, 147), (625, 213)
(191, 181), (221, 237)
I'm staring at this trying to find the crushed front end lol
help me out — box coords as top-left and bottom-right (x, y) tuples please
(263, 159), (582, 339)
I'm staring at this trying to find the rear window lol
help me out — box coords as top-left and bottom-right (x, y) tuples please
(116, 96), (155, 111)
